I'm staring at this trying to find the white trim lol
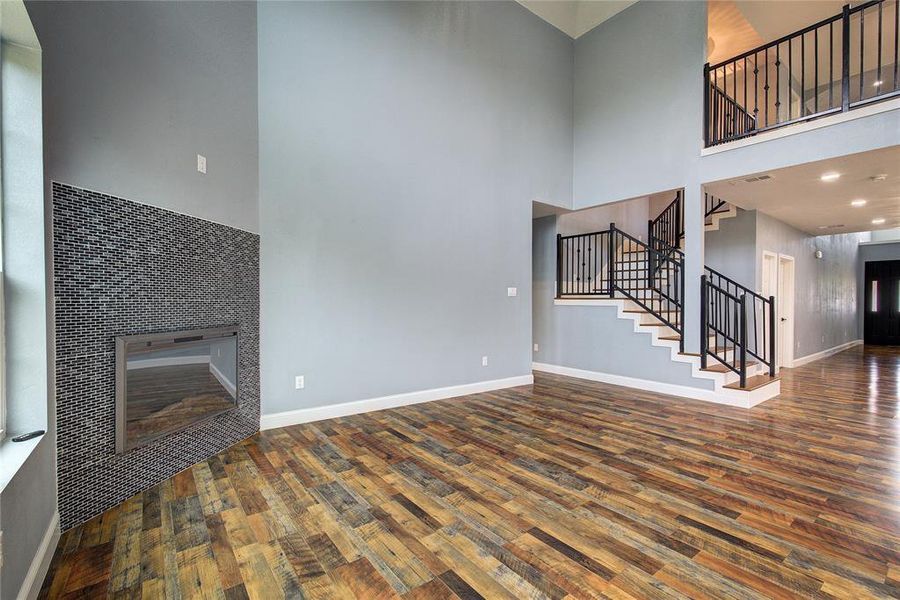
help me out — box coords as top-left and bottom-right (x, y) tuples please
(790, 339), (863, 368)
(532, 362), (778, 409)
(700, 97), (900, 156)
(17, 510), (60, 600)
(859, 239), (900, 246)
(209, 362), (237, 397)
(260, 375), (534, 430)
(126, 356), (209, 370)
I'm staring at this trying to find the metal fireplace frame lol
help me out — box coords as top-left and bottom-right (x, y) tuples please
(114, 325), (240, 454)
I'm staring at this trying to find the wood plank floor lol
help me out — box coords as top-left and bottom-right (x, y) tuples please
(40, 345), (900, 599)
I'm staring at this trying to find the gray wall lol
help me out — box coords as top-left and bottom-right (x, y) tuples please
(0, 4), (56, 596)
(258, 1), (573, 415)
(705, 208), (758, 290)
(557, 196), (650, 239)
(573, 1), (705, 208)
(573, 0), (707, 351)
(706, 210), (867, 359)
(755, 213), (866, 359)
(25, 0), (259, 232)
(532, 216), (714, 389)
(858, 242), (900, 338)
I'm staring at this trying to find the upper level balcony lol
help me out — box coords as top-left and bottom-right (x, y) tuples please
(704, 0), (899, 147)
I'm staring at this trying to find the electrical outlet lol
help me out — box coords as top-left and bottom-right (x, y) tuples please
(482, 356), (488, 367)
(295, 375), (305, 390)
(197, 154), (207, 174)
(533, 343), (539, 352)
(507, 287), (517, 297)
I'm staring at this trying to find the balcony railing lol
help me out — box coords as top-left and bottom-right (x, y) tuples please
(704, 0), (899, 146)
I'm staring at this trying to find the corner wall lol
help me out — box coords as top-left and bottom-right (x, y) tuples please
(258, 1), (573, 417)
(532, 216), (714, 391)
(573, 0), (706, 208)
(24, 0), (260, 534)
(755, 213), (866, 359)
(706, 209), (867, 361)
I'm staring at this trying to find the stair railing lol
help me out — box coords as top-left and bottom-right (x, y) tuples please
(704, 0), (899, 147)
(556, 230), (612, 297)
(555, 224), (685, 352)
(648, 190), (684, 261)
(701, 275), (748, 387)
(612, 224), (685, 352)
(701, 268), (776, 388)
(704, 193), (730, 222)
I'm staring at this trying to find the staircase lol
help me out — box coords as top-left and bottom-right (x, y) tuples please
(554, 192), (780, 407)
(705, 193), (737, 231)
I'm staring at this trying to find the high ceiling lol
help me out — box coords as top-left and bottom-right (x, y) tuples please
(705, 146), (900, 236)
(708, 1), (846, 63)
(518, 0), (637, 39)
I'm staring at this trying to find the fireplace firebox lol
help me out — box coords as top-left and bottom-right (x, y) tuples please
(115, 326), (239, 453)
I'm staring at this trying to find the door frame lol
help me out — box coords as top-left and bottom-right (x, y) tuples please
(761, 250), (795, 369)
(777, 254), (796, 368)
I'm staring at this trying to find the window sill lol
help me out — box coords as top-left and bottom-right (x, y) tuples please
(0, 432), (44, 493)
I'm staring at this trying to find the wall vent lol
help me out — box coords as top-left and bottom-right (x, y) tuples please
(743, 174), (773, 183)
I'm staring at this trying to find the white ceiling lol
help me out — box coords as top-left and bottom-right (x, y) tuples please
(705, 146), (900, 236)
(518, 0), (637, 39)
(733, 0), (844, 46)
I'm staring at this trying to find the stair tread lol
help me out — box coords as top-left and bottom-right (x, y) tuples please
(724, 374), (780, 391)
(702, 362), (757, 374)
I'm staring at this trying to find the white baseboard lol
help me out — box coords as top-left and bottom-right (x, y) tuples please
(260, 374), (534, 430)
(790, 339), (863, 368)
(532, 362), (776, 409)
(17, 510), (60, 600)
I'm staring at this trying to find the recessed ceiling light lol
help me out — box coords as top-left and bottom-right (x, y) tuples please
(874, 80), (884, 87)
(851, 199), (867, 207)
(820, 172), (840, 182)
(872, 218), (886, 225)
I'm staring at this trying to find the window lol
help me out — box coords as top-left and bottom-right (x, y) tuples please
(871, 280), (879, 312)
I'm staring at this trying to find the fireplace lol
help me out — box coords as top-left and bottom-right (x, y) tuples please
(115, 326), (239, 453)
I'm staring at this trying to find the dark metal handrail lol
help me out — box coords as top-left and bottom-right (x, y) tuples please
(701, 275), (748, 387)
(702, 267), (777, 387)
(648, 191), (684, 260)
(556, 224), (685, 352)
(612, 225), (685, 352)
(705, 193), (729, 221)
(704, 0), (899, 147)
(556, 230), (612, 297)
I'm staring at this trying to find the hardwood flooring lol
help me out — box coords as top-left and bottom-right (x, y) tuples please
(40, 345), (900, 599)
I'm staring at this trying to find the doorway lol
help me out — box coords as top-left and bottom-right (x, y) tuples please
(762, 251), (795, 369)
(864, 260), (900, 345)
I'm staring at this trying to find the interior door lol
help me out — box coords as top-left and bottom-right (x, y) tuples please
(865, 260), (900, 345)
(777, 255), (795, 367)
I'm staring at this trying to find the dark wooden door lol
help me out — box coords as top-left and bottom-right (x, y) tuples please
(864, 260), (900, 345)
